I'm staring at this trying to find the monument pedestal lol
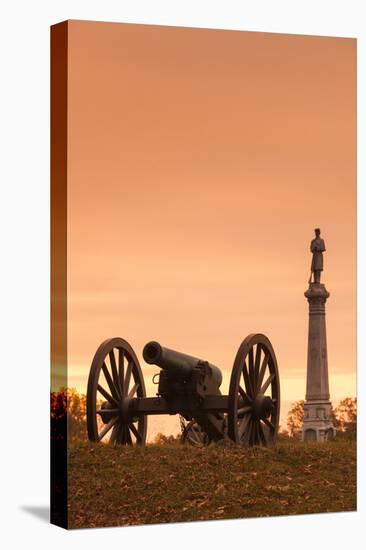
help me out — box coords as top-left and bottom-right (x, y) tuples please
(302, 400), (336, 442)
(301, 283), (336, 442)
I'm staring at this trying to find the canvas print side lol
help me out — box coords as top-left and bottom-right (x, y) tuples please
(50, 20), (68, 529)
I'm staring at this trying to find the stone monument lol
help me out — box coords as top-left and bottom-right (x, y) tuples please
(301, 228), (336, 442)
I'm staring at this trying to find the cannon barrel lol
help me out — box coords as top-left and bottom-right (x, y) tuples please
(143, 341), (222, 387)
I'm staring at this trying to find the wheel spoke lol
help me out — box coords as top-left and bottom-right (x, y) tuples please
(129, 423), (142, 443)
(109, 350), (121, 398)
(261, 373), (275, 394)
(97, 384), (119, 408)
(109, 424), (119, 444)
(237, 405), (252, 417)
(187, 424), (201, 444)
(238, 385), (253, 403)
(256, 421), (262, 445)
(252, 420), (260, 445)
(262, 418), (275, 431)
(125, 425), (133, 445)
(118, 351), (126, 397)
(128, 381), (139, 399)
(137, 414), (145, 432)
(124, 361), (134, 397)
(101, 362), (120, 402)
(98, 416), (119, 441)
(251, 420), (257, 445)
(120, 425), (127, 444)
(248, 348), (255, 392)
(117, 424), (125, 444)
(238, 412), (251, 440)
(254, 344), (262, 391)
(258, 421), (267, 445)
(257, 351), (269, 390)
(193, 427), (201, 442)
(244, 418), (253, 444)
(242, 360), (254, 398)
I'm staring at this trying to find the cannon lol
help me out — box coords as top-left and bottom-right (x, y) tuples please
(86, 334), (280, 447)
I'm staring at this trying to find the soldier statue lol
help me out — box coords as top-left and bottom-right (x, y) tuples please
(309, 228), (326, 284)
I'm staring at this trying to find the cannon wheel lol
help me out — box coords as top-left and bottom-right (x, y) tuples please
(181, 421), (210, 447)
(228, 334), (280, 446)
(87, 337), (147, 445)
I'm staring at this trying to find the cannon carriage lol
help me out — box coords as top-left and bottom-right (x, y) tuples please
(86, 334), (280, 447)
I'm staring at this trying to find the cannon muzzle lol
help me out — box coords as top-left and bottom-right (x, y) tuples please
(143, 341), (222, 387)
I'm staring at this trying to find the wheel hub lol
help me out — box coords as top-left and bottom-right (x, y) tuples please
(100, 401), (118, 424)
(100, 397), (138, 425)
(120, 397), (133, 423)
(253, 394), (273, 419)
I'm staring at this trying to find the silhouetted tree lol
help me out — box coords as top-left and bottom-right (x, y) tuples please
(334, 397), (357, 434)
(286, 400), (305, 437)
(68, 388), (87, 439)
(51, 388), (88, 441)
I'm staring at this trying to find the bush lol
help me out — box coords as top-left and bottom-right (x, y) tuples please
(153, 432), (181, 445)
(333, 397), (357, 434)
(50, 388), (88, 442)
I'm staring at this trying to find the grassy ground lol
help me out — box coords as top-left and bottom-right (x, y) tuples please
(68, 437), (356, 529)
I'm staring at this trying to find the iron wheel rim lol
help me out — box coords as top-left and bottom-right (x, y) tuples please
(87, 337), (147, 445)
(228, 333), (280, 446)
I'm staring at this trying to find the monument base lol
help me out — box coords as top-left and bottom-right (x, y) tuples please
(301, 400), (336, 442)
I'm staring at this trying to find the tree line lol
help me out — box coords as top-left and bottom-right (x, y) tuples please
(51, 388), (357, 442)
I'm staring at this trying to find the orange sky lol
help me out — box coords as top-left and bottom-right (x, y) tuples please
(62, 21), (356, 432)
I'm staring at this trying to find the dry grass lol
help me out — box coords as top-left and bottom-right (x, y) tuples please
(68, 436), (356, 529)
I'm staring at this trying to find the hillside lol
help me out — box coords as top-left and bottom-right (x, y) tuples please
(68, 437), (356, 529)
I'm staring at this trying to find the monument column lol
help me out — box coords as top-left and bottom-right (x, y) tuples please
(301, 229), (336, 442)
